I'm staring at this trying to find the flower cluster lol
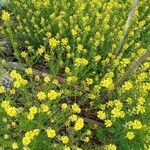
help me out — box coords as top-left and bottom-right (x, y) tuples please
(2, 10), (10, 22)
(22, 129), (40, 146)
(10, 70), (28, 88)
(1, 100), (17, 117)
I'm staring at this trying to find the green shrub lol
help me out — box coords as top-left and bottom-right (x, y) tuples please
(0, 0), (150, 149)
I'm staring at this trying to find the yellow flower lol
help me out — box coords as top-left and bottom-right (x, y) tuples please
(75, 58), (88, 67)
(49, 38), (59, 48)
(47, 128), (56, 138)
(61, 103), (68, 110)
(107, 101), (114, 107)
(138, 97), (145, 105)
(97, 111), (106, 120)
(138, 72), (147, 81)
(10, 89), (16, 95)
(61, 38), (68, 46)
(126, 97), (133, 104)
(35, 75), (40, 81)
(99, 104), (106, 111)
(37, 91), (46, 100)
(2, 10), (10, 22)
(13, 77), (28, 88)
(94, 55), (101, 62)
(105, 120), (112, 127)
(85, 26), (91, 32)
(29, 106), (38, 114)
(113, 100), (123, 109)
(37, 46), (45, 55)
(105, 144), (117, 150)
(126, 132), (134, 140)
(111, 107), (125, 118)
(74, 118), (84, 131)
(66, 76), (78, 83)
(11, 122), (16, 127)
(10, 70), (21, 79)
(22, 129), (39, 146)
(88, 93), (96, 100)
(25, 68), (33, 75)
(44, 76), (50, 83)
(65, 67), (70, 74)
(69, 114), (78, 122)
(0, 86), (5, 93)
(61, 136), (69, 144)
(86, 130), (92, 135)
(44, 54), (50, 62)
(72, 103), (81, 113)
(52, 79), (59, 85)
(143, 62), (149, 70)
(12, 142), (19, 149)
(40, 104), (49, 112)
(71, 29), (78, 36)
(1, 101), (18, 117)
(27, 106), (38, 120)
(48, 90), (61, 100)
(132, 120), (142, 129)
(84, 137), (90, 143)
(1, 100), (10, 109)
(21, 51), (28, 59)
(64, 146), (71, 150)
(101, 78), (114, 89)
(122, 81), (133, 91)
(13, 81), (21, 88)
(7, 107), (17, 117)
(120, 58), (130, 67)
(86, 78), (93, 85)
(135, 105), (145, 114)
(77, 44), (84, 53)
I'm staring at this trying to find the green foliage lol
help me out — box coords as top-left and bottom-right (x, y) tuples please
(0, 0), (150, 150)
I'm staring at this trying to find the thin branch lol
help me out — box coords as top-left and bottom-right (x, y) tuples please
(3, 49), (150, 103)
(117, 49), (150, 86)
(3, 61), (66, 83)
(102, 49), (150, 102)
(115, 0), (139, 56)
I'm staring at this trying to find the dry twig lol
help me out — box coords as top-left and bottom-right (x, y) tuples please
(102, 49), (150, 102)
(115, 0), (139, 56)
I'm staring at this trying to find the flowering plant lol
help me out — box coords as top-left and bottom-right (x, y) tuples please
(0, 0), (150, 149)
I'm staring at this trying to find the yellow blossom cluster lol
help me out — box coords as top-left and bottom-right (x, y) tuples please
(2, 10), (10, 22)
(74, 58), (88, 67)
(10, 70), (28, 88)
(74, 118), (84, 131)
(0, 85), (5, 93)
(47, 128), (56, 138)
(27, 106), (38, 120)
(101, 77), (114, 90)
(37, 91), (46, 100)
(122, 81), (133, 92)
(40, 104), (49, 112)
(47, 90), (61, 100)
(1, 100), (17, 117)
(61, 135), (69, 144)
(72, 103), (81, 113)
(25, 68), (33, 75)
(22, 129), (40, 146)
(49, 38), (60, 48)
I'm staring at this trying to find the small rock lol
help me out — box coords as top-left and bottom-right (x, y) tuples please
(0, 71), (12, 88)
